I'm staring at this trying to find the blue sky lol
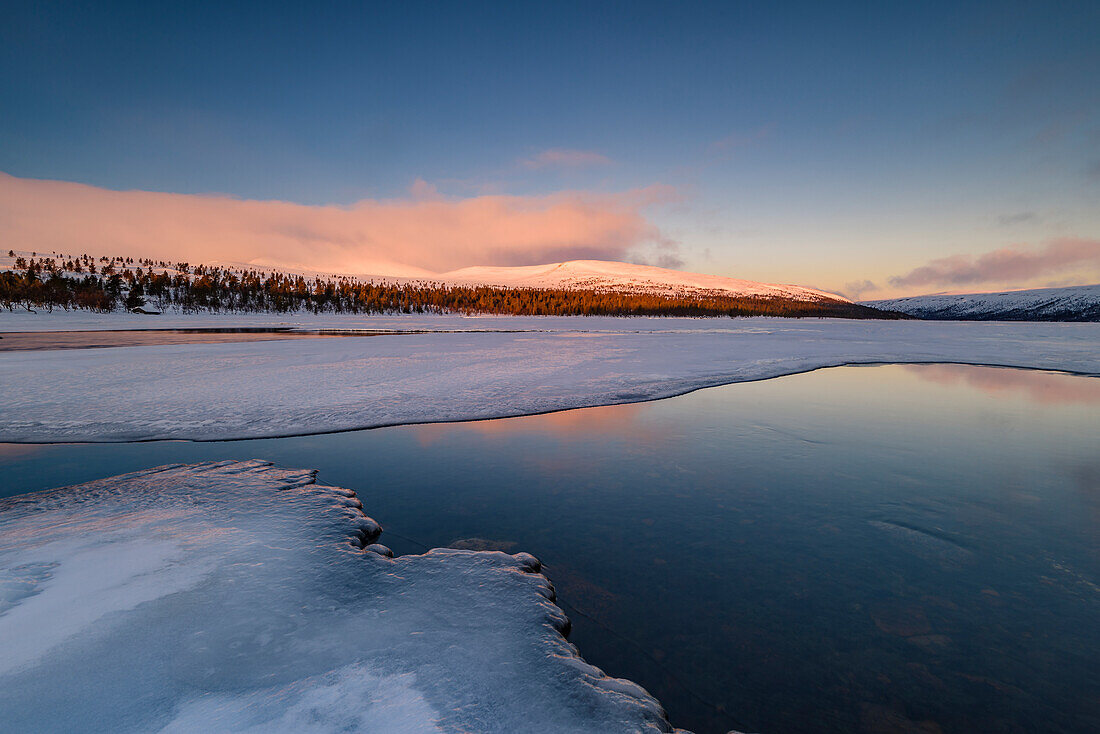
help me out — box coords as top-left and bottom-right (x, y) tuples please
(2, 1), (1099, 296)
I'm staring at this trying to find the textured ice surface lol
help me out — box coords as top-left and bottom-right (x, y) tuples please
(1, 316), (1098, 442)
(0, 460), (683, 733)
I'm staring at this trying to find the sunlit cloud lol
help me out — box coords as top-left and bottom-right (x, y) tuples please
(0, 173), (674, 276)
(889, 237), (1100, 290)
(520, 149), (613, 170)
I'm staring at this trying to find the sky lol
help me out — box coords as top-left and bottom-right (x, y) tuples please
(2, 0), (1099, 297)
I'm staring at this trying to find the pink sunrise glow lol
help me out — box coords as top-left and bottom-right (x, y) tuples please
(0, 173), (673, 276)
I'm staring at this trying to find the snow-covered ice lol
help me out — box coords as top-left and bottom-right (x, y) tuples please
(0, 460), (684, 733)
(1, 315), (1098, 442)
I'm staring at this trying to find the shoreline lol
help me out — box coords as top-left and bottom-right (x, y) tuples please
(2, 317), (1098, 444)
(3, 359), (1098, 446)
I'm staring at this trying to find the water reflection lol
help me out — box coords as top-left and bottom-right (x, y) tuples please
(0, 444), (43, 459)
(0, 364), (1097, 734)
(905, 363), (1100, 405)
(413, 402), (661, 445)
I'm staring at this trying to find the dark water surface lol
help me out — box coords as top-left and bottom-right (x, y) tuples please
(2, 364), (1098, 733)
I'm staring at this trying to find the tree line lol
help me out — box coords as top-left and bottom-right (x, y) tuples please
(1, 252), (904, 319)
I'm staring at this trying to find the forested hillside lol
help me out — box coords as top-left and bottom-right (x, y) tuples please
(1, 252), (903, 319)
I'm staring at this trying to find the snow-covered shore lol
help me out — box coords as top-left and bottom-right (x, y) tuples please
(0, 460), (684, 733)
(1, 315), (1098, 442)
(0, 310), (845, 332)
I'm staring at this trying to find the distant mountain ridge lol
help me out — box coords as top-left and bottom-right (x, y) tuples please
(3, 250), (904, 318)
(863, 284), (1100, 321)
(1, 251), (851, 303)
(442, 260), (850, 303)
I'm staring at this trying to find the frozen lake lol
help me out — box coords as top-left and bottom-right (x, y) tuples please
(2, 363), (1098, 733)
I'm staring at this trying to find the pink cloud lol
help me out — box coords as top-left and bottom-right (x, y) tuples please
(0, 173), (673, 275)
(520, 149), (613, 170)
(889, 237), (1100, 289)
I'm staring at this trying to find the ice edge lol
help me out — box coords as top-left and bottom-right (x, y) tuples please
(4, 358), (1096, 445)
(210, 460), (687, 733)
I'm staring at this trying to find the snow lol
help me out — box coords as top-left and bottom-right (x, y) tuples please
(863, 284), (1100, 321)
(442, 259), (848, 301)
(0, 460), (684, 733)
(3, 248), (847, 302)
(0, 248), (191, 279)
(1, 315), (1098, 442)
(0, 248), (434, 290)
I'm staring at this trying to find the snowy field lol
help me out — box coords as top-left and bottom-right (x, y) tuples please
(0, 460), (684, 733)
(2, 314), (1099, 442)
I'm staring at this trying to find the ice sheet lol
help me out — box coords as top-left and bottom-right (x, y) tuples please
(0, 460), (684, 733)
(1, 316), (1097, 442)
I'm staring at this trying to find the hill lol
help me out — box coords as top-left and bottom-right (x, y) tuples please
(1, 249), (901, 319)
(443, 259), (847, 302)
(862, 284), (1100, 321)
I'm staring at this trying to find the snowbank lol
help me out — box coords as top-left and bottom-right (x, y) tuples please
(0, 460), (684, 733)
(1, 317), (1098, 442)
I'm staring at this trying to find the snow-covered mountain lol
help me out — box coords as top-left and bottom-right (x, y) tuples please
(3, 250), (848, 303)
(863, 284), (1100, 321)
(442, 260), (849, 302)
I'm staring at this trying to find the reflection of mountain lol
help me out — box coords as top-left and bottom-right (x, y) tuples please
(904, 364), (1100, 406)
(863, 284), (1100, 321)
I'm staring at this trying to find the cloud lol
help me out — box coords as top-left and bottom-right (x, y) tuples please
(630, 250), (685, 270)
(0, 173), (674, 276)
(843, 279), (880, 299)
(520, 149), (613, 170)
(652, 252), (685, 269)
(996, 211), (1038, 226)
(709, 126), (773, 154)
(407, 178), (444, 201)
(888, 237), (1100, 289)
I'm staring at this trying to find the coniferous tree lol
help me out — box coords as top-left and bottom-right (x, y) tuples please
(0, 253), (907, 319)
